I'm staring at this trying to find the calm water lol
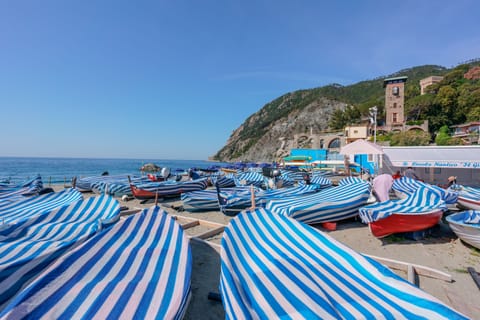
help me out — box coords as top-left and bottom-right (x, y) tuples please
(0, 157), (228, 184)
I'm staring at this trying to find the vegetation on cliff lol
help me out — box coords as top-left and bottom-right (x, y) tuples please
(213, 60), (480, 161)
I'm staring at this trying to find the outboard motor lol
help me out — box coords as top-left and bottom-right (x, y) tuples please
(161, 167), (171, 179)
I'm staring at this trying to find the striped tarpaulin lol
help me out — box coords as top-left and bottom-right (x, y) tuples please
(0, 206), (192, 320)
(446, 210), (480, 249)
(220, 208), (467, 319)
(455, 185), (480, 209)
(0, 195), (120, 311)
(393, 177), (458, 204)
(181, 186), (252, 211)
(234, 172), (266, 188)
(338, 176), (365, 186)
(136, 178), (209, 197)
(0, 188), (83, 226)
(91, 181), (133, 197)
(267, 181), (371, 224)
(75, 175), (145, 192)
(219, 185), (320, 216)
(0, 175), (43, 201)
(213, 174), (237, 188)
(299, 175), (332, 189)
(359, 187), (448, 223)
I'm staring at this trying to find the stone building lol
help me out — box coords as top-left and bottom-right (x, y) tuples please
(419, 76), (444, 95)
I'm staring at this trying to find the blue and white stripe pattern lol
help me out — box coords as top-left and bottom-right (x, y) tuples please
(0, 205), (192, 320)
(181, 186), (252, 211)
(220, 208), (467, 319)
(0, 188), (83, 226)
(75, 175), (145, 192)
(0, 175), (43, 201)
(0, 195), (120, 310)
(91, 181), (133, 197)
(299, 175), (332, 189)
(455, 185), (480, 209)
(267, 181), (371, 224)
(281, 170), (308, 182)
(234, 171), (266, 188)
(393, 177), (458, 204)
(359, 187), (447, 223)
(213, 174), (236, 188)
(219, 185), (320, 216)
(446, 210), (480, 249)
(338, 176), (365, 186)
(136, 178), (209, 197)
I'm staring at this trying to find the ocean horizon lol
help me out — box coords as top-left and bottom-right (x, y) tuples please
(0, 156), (229, 184)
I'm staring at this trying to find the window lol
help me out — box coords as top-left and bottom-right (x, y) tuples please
(392, 86), (399, 96)
(393, 103), (397, 108)
(392, 113), (398, 123)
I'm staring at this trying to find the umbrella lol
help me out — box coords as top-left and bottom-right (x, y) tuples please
(140, 163), (160, 172)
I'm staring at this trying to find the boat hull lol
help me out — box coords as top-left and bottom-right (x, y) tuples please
(369, 210), (443, 238)
(446, 211), (480, 249)
(457, 196), (480, 210)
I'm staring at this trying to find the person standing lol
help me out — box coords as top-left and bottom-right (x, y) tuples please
(404, 167), (419, 180)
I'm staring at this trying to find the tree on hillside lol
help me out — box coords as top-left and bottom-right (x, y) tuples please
(435, 125), (451, 145)
(328, 109), (346, 130)
(467, 106), (480, 122)
(390, 131), (430, 146)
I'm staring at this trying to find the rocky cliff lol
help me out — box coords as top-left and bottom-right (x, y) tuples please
(213, 93), (347, 162)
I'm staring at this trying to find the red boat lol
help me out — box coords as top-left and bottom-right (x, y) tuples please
(129, 178), (209, 200)
(368, 210), (443, 238)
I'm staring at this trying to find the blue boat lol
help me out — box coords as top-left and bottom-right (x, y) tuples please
(220, 208), (467, 319)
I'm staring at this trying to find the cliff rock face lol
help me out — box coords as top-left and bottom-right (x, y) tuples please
(214, 96), (346, 162)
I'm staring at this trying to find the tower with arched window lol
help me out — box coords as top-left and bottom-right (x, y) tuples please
(384, 76), (407, 130)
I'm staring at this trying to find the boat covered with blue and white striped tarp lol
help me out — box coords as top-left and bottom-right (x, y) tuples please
(220, 208), (467, 319)
(91, 181), (133, 197)
(338, 176), (365, 186)
(359, 187), (447, 238)
(0, 188), (83, 226)
(266, 180), (371, 224)
(359, 187), (448, 224)
(131, 178), (209, 199)
(0, 206), (192, 320)
(446, 210), (480, 249)
(181, 186), (253, 211)
(218, 184), (321, 216)
(299, 175), (332, 189)
(0, 175), (43, 201)
(75, 174), (145, 192)
(453, 185), (480, 210)
(393, 177), (458, 205)
(234, 171), (267, 188)
(212, 174), (237, 188)
(0, 195), (120, 310)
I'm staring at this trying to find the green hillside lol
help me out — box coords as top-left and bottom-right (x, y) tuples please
(213, 60), (480, 160)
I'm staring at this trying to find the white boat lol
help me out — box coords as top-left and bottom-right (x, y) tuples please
(446, 210), (480, 249)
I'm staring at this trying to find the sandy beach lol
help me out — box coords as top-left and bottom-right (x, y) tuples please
(56, 186), (480, 319)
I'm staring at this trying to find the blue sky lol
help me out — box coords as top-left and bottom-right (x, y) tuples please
(1, 0), (478, 160)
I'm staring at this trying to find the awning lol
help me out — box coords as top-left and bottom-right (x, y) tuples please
(383, 146), (480, 169)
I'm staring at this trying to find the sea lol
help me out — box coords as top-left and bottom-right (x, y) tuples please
(0, 157), (230, 184)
